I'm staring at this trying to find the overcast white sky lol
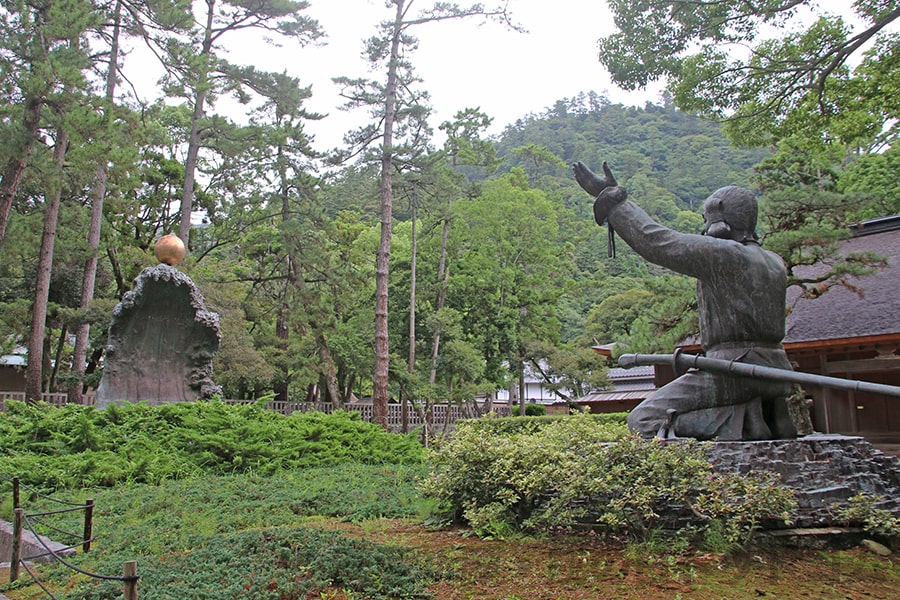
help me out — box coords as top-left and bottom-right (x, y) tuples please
(176, 0), (662, 152)
(122, 1), (889, 154)
(291, 0), (660, 149)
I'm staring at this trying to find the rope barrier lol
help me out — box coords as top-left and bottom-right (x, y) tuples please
(27, 505), (89, 518)
(20, 512), (138, 583)
(19, 560), (61, 600)
(25, 517), (85, 543)
(21, 537), (92, 561)
(5, 480), (138, 599)
(0, 473), (88, 507)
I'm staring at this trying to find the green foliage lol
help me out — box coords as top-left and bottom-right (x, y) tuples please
(42, 465), (435, 600)
(510, 403), (547, 417)
(598, 1), (900, 147)
(0, 401), (424, 490)
(839, 145), (900, 218)
(421, 413), (628, 527)
(76, 525), (435, 600)
(692, 468), (796, 548)
(458, 411), (628, 438)
(620, 275), (699, 354)
(422, 415), (796, 551)
(833, 493), (900, 542)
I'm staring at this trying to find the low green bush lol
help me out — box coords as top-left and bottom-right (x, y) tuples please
(421, 413), (795, 550)
(833, 493), (900, 545)
(4, 464), (434, 599)
(510, 403), (547, 416)
(0, 400), (424, 491)
(457, 411), (628, 437)
(421, 412), (628, 527)
(75, 526), (436, 600)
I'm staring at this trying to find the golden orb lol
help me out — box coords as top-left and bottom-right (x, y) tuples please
(154, 234), (187, 266)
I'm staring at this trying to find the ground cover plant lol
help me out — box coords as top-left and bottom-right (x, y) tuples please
(0, 400), (424, 490)
(1, 406), (899, 598)
(2, 465), (899, 600)
(1, 464), (436, 599)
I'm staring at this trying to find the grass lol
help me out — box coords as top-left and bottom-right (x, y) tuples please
(1, 405), (897, 598)
(1, 464), (899, 599)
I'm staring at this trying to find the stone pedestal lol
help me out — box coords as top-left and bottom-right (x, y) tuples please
(96, 264), (221, 407)
(707, 434), (900, 548)
(705, 434), (900, 530)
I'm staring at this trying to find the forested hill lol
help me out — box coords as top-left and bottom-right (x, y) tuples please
(493, 92), (769, 220)
(472, 94), (771, 352)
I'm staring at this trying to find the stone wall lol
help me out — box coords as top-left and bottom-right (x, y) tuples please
(705, 434), (900, 529)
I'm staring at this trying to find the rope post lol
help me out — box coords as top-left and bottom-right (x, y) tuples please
(83, 498), (94, 553)
(9, 508), (23, 583)
(123, 560), (138, 600)
(12, 476), (19, 509)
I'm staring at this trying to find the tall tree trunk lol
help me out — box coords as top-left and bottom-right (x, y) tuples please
(0, 97), (42, 250)
(50, 324), (68, 392)
(177, 0), (216, 245)
(403, 203), (418, 432)
(274, 304), (290, 401)
(518, 359), (526, 417)
(68, 0), (122, 404)
(318, 334), (342, 408)
(429, 216), (451, 385)
(373, 0), (405, 429)
(422, 215), (451, 445)
(274, 143), (294, 403)
(26, 128), (68, 402)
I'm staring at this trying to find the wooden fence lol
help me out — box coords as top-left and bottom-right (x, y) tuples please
(0, 391), (90, 408)
(220, 399), (512, 432)
(0, 392), (511, 432)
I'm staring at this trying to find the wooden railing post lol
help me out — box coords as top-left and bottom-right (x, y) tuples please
(123, 560), (138, 600)
(83, 498), (94, 552)
(10, 508), (23, 582)
(12, 476), (19, 509)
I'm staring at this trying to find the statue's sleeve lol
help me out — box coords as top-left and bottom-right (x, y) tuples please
(606, 200), (721, 278)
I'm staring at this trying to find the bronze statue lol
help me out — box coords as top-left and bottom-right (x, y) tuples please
(574, 161), (797, 440)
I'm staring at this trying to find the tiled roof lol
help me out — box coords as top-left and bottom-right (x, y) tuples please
(784, 216), (900, 344)
(578, 390), (650, 403)
(606, 365), (655, 380)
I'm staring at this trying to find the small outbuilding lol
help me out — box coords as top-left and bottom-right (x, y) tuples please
(0, 345), (27, 392)
(782, 215), (900, 443)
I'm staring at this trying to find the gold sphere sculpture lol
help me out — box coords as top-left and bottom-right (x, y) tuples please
(154, 234), (187, 266)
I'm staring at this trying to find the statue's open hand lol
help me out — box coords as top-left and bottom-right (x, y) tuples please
(574, 161), (627, 225)
(573, 161), (617, 196)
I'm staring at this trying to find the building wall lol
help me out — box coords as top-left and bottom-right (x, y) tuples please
(790, 345), (900, 442)
(0, 367), (25, 392)
(496, 381), (568, 404)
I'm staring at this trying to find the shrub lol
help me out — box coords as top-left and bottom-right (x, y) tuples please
(510, 403), (547, 416)
(75, 526), (436, 600)
(421, 412), (628, 527)
(833, 493), (900, 544)
(457, 411), (628, 437)
(0, 400), (424, 491)
(421, 413), (796, 550)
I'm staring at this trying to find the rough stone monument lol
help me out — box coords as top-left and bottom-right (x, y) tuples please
(95, 234), (221, 408)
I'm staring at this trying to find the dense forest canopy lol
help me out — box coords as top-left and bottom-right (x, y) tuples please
(0, 1), (896, 416)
